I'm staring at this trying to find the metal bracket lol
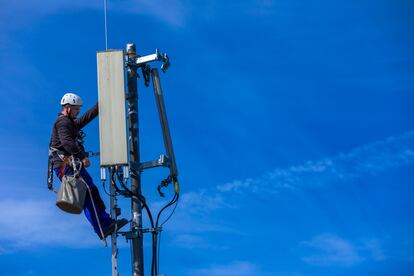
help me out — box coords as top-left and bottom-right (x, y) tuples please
(120, 228), (141, 240)
(126, 49), (170, 73)
(119, 227), (162, 240)
(142, 227), (162, 234)
(130, 155), (171, 172)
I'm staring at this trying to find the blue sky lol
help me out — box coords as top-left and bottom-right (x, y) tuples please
(0, 0), (413, 275)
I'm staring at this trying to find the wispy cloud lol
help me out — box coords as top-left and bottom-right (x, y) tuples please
(301, 234), (364, 266)
(218, 131), (414, 194)
(300, 234), (388, 267)
(361, 239), (386, 261)
(0, 198), (101, 254)
(179, 191), (235, 214)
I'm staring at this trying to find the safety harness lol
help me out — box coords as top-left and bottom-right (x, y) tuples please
(47, 147), (107, 246)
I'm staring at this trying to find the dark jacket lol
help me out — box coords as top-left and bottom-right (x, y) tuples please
(50, 103), (98, 168)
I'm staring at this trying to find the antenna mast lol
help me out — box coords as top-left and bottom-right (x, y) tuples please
(103, 0), (109, 50)
(97, 43), (179, 276)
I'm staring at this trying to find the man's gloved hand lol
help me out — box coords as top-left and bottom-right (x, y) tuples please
(82, 157), (91, 168)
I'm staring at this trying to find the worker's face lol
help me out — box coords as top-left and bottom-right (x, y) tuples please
(69, 105), (81, 118)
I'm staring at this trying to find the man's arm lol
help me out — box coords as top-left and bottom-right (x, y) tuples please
(56, 117), (87, 161)
(75, 103), (99, 129)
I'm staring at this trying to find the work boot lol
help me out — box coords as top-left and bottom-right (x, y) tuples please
(100, 218), (129, 239)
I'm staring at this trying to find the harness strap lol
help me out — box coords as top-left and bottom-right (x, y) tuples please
(57, 155), (83, 178)
(50, 146), (67, 162)
(58, 159), (68, 178)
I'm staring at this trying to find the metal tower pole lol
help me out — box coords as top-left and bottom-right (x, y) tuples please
(126, 43), (144, 276)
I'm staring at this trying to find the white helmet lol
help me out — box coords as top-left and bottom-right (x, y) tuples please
(61, 93), (83, 106)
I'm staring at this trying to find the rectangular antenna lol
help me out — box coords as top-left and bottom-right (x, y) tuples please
(97, 50), (128, 166)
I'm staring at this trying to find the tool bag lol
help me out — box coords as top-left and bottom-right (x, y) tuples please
(56, 175), (87, 214)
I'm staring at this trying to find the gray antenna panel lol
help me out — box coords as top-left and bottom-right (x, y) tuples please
(97, 50), (128, 166)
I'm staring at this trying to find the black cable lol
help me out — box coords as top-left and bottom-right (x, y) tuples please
(102, 180), (111, 197)
(110, 169), (126, 196)
(153, 191), (179, 276)
(152, 232), (158, 276)
(116, 171), (148, 205)
(114, 170), (155, 228)
(157, 230), (162, 273)
(129, 240), (133, 274)
(156, 193), (179, 227)
(152, 178), (179, 276)
(160, 195), (179, 227)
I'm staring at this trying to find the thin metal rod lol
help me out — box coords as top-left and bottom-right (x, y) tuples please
(104, 0), (108, 50)
(110, 167), (119, 276)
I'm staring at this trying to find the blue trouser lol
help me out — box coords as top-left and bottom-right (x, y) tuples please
(54, 166), (113, 235)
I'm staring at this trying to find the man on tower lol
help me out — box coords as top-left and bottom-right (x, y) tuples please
(49, 92), (128, 239)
